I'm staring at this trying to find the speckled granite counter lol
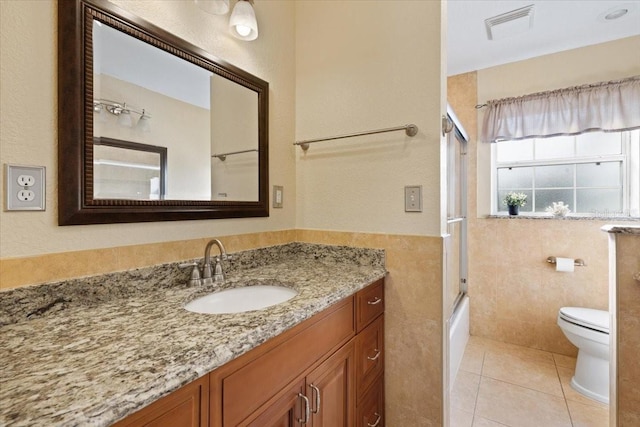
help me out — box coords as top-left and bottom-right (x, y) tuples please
(0, 243), (386, 426)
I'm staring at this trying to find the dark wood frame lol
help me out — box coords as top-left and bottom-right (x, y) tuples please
(58, 0), (269, 225)
(93, 137), (168, 199)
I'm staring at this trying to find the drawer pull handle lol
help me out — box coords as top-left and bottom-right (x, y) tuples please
(298, 393), (310, 424)
(367, 349), (381, 361)
(367, 412), (382, 427)
(309, 383), (321, 414)
(367, 297), (382, 305)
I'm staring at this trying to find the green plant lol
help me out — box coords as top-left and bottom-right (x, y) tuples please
(503, 192), (527, 207)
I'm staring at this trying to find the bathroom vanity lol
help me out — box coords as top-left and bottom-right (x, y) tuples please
(0, 243), (386, 427)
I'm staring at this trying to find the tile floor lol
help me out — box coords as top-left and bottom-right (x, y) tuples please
(451, 336), (609, 427)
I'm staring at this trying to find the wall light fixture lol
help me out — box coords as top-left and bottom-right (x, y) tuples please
(229, 0), (258, 41)
(94, 100), (152, 131)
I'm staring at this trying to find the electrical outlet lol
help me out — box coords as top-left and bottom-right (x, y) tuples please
(404, 185), (422, 212)
(273, 185), (283, 208)
(5, 164), (46, 211)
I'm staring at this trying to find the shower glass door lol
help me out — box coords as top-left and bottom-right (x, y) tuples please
(445, 118), (468, 319)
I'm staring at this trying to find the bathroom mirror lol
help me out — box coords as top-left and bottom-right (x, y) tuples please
(58, 0), (269, 225)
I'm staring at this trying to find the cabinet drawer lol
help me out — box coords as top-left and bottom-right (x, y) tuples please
(355, 315), (384, 397)
(356, 279), (384, 332)
(222, 297), (355, 426)
(356, 374), (384, 427)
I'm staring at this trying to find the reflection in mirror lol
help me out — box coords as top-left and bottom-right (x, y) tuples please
(58, 0), (269, 225)
(92, 20), (259, 202)
(94, 137), (167, 200)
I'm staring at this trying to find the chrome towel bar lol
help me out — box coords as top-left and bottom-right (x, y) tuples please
(294, 124), (418, 151)
(212, 148), (258, 161)
(546, 256), (585, 266)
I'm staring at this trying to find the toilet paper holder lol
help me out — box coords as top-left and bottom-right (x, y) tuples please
(546, 256), (585, 266)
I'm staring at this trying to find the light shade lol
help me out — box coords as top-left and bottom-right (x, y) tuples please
(229, 0), (258, 41)
(117, 110), (133, 127)
(194, 0), (229, 15)
(137, 114), (151, 132)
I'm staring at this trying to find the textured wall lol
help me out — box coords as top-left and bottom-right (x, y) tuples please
(0, 0), (296, 259)
(614, 232), (640, 426)
(295, 0), (445, 237)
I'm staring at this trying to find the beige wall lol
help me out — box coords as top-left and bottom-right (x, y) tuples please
(448, 37), (640, 355)
(0, 0), (296, 259)
(295, 0), (446, 237)
(295, 2), (445, 425)
(614, 233), (640, 426)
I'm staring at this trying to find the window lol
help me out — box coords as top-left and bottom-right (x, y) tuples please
(493, 130), (639, 217)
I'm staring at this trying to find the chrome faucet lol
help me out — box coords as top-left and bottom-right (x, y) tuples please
(202, 239), (229, 285)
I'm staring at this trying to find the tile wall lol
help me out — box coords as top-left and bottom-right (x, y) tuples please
(448, 72), (610, 356)
(614, 233), (640, 426)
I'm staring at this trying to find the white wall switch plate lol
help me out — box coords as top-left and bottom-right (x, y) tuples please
(273, 185), (283, 208)
(404, 185), (422, 212)
(5, 164), (46, 211)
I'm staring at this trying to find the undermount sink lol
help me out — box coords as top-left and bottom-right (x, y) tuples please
(185, 285), (298, 314)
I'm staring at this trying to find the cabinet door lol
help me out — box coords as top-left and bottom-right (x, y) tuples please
(306, 340), (355, 427)
(356, 314), (384, 397)
(356, 375), (384, 427)
(244, 379), (306, 427)
(112, 376), (208, 427)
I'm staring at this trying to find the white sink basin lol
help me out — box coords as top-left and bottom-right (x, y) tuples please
(185, 285), (298, 314)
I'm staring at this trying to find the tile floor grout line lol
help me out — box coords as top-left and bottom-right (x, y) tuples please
(554, 360), (576, 427)
(469, 349), (486, 426)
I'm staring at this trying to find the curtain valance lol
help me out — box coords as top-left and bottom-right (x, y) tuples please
(481, 76), (640, 143)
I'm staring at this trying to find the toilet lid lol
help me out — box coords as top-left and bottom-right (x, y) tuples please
(559, 307), (609, 334)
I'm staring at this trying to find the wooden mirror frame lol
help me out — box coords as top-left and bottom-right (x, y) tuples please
(58, 0), (269, 225)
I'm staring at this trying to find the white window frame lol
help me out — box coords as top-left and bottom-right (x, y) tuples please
(491, 130), (639, 218)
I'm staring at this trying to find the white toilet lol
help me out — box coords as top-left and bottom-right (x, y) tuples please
(557, 307), (610, 404)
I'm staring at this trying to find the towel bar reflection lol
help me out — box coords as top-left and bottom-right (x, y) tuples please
(546, 256), (585, 266)
(294, 124), (418, 151)
(212, 148), (258, 161)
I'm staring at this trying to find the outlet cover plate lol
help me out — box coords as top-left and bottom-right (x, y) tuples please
(273, 185), (283, 208)
(404, 185), (422, 212)
(5, 164), (46, 211)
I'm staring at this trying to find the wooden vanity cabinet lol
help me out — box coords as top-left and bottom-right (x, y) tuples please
(113, 279), (384, 427)
(112, 375), (209, 427)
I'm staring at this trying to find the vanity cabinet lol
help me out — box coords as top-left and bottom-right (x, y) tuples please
(112, 375), (209, 427)
(113, 279), (384, 427)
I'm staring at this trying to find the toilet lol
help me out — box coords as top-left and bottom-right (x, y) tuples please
(557, 307), (610, 404)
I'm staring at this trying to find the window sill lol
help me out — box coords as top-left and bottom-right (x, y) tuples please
(486, 214), (640, 221)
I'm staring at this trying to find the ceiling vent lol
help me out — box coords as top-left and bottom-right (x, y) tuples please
(485, 4), (535, 41)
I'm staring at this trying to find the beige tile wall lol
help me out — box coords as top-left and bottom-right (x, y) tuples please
(615, 233), (640, 426)
(0, 230), (296, 290)
(448, 72), (610, 356)
(295, 230), (444, 426)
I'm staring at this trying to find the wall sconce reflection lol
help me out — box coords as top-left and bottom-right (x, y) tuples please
(93, 99), (152, 132)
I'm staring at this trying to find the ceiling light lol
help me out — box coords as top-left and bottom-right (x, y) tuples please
(605, 8), (628, 19)
(194, 0), (229, 15)
(599, 3), (637, 22)
(229, 0), (258, 41)
(485, 4), (535, 41)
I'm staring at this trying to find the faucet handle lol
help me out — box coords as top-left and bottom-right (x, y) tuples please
(179, 262), (202, 286)
(213, 257), (226, 283)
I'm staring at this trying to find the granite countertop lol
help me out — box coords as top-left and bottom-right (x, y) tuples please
(0, 243), (386, 427)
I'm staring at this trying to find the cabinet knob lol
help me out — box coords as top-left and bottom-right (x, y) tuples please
(367, 297), (382, 305)
(367, 412), (382, 427)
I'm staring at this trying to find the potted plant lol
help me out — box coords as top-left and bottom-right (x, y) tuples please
(503, 192), (527, 215)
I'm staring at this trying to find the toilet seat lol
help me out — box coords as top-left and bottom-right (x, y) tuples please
(559, 307), (609, 334)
